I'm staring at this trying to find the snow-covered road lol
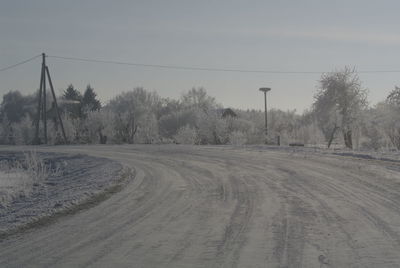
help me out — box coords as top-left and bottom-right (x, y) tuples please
(1, 145), (400, 267)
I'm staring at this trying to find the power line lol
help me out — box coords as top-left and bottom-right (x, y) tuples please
(47, 55), (326, 73)
(47, 54), (400, 74)
(49, 55), (318, 73)
(2, 53), (400, 75)
(0, 54), (42, 72)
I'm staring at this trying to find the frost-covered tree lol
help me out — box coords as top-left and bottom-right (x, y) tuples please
(268, 109), (300, 144)
(158, 109), (197, 139)
(174, 125), (198, 144)
(181, 87), (218, 112)
(178, 88), (224, 144)
(108, 88), (160, 144)
(136, 113), (159, 144)
(359, 106), (388, 150)
(313, 67), (368, 149)
(381, 87), (400, 149)
(387, 86), (400, 106)
(196, 110), (228, 144)
(81, 110), (114, 144)
(235, 109), (264, 144)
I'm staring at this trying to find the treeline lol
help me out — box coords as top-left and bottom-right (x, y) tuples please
(0, 67), (399, 150)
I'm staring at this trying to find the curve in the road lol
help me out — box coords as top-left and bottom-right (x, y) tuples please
(1, 145), (400, 268)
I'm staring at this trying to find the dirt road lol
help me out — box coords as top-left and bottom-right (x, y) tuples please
(1, 145), (400, 267)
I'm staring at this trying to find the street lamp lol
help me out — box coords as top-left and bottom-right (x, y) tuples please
(259, 87), (271, 144)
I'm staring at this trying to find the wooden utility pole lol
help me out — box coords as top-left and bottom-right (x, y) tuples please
(34, 53), (68, 144)
(259, 87), (271, 144)
(42, 53), (47, 143)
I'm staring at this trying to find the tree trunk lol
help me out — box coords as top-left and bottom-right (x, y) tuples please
(213, 130), (221, 145)
(327, 126), (338, 148)
(98, 130), (107, 144)
(343, 130), (353, 149)
(389, 128), (400, 150)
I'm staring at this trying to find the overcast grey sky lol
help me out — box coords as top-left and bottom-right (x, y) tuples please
(1, 0), (400, 112)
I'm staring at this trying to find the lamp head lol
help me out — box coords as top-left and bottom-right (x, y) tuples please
(259, 87), (271, 92)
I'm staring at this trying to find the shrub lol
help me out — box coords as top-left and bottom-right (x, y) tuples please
(0, 151), (56, 206)
(229, 131), (247, 145)
(174, 125), (198, 144)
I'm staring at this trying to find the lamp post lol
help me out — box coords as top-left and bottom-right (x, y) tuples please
(259, 87), (271, 144)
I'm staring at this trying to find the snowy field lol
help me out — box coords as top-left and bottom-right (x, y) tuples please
(0, 144), (400, 267)
(0, 170), (31, 206)
(0, 151), (125, 235)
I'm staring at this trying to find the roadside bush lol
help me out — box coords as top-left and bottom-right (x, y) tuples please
(12, 116), (35, 145)
(82, 110), (114, 144)
(0, 151), (55, 206)
(158, 109), (197, 139)
(174, 125), (198, 144)
(136, 113), (159, 144)
(196, 110), (229, 144)
(229, 131), (247, 145)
